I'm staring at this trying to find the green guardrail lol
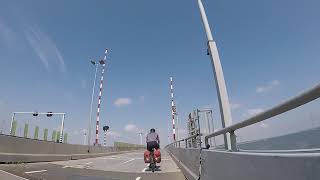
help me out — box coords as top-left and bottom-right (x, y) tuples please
(44, 128), (48, 141)
(34, 126), (39, 139)
(52, 130), (56, 141)
(23, 123), (29, 138)
(10, 120), (17, 136)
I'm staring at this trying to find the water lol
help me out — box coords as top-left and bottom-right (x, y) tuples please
(238, 126), (320, 150)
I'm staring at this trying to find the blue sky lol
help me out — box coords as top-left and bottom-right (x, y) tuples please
(0, 0), (319, 145)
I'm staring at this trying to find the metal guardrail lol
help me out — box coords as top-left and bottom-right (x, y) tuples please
(169, 133), (203, 148)
(167, 84), (320, 151)
(205, 84), (320, 151)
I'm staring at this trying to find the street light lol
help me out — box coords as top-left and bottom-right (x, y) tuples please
(138, 132), (143, 145)
(198, 109), (217, 147)
(88, 60), (99, 146)
(197, 0), (233, 150)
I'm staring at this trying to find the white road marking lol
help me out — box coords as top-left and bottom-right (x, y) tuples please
(101, 156), (121, 160)
(102, 157), (128, 160)
(0, 170), (29, 180)
(25, 170), (47, 174)
(136, 177), (141, 180)
(161, 158), (170, 161)
(110, 156), (119, 158)
(133, 157), (170, 161)
(63, 162), (93, 169)
(121, 158), (135, 164)
(128, 153), (144, 155)
(142, 163), (150, 172)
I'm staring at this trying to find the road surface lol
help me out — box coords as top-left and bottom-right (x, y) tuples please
(0, 150), (185, 180)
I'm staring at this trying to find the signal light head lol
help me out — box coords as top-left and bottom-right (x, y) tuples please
(103, 126), (109, 131)
(47, 112), (53, 117)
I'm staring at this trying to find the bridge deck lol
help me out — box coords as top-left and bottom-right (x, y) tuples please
(0, 150), (185, 180)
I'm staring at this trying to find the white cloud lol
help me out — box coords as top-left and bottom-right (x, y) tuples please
(71, 129), (87, 135)
(271, 80), (280, 86)
(114, 98), (132, 107)
(230, 103), (241, 110)
(25, 25), (66, 72)
(124, 124), (142, 133)
(200, 105), (214, 110)
(107, 130), (121, 138)
(256, 80), (280, 93)
(247, 108), (264, 117)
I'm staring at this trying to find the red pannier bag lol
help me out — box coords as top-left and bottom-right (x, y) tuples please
(144, 149), (161, 163)
(144, 150), (151, 163)
(154, 149), (161, 163)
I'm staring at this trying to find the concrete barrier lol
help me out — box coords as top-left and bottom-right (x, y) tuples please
(166, 146), (200, 180)
(0, 134), (143, 163)
(0, 153), (71, 163)
(200, 150), (320, 180)
(166, 144), (320, 180)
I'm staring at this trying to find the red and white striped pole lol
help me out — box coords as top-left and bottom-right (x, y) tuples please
(170, 77), (176, 141)
(95, 49), (108, 145)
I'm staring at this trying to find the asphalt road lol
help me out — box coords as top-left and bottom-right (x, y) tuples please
(0, 150), (185, 180)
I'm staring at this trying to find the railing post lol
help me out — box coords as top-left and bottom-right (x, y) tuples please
(205, 137), (210, 149)
(230, 131), (238, 151)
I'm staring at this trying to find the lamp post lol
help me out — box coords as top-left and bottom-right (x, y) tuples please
(138, 132), (143, 145)
(9, 113), (15, 135)
(88, 60), (99, 146)
(197, 0), (233, 150)
(205, 110), (216, 146)
(84, 130), (87, 145)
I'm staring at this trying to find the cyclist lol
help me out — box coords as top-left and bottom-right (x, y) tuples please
(146, 128), (160, 151)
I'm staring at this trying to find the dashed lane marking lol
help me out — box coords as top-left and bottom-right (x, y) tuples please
(25, 170), (47, 174)
(62, 161), (93, 169)
(142, 164), (149, 172)
(0, 170), (29, 180)
(121, 158), (135, 164)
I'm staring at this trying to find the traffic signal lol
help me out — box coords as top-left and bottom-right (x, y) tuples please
(47, 112), (53, 117)
(103, 126), (109, 131)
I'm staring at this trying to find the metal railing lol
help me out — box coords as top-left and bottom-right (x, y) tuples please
(169, 133), (203, 148)
(205, 84), (320, 151)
